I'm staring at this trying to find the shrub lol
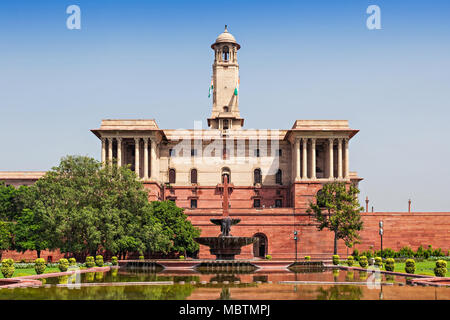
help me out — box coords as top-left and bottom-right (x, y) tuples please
(358, 256), (368, 268)
(415, 246), (425, 258)
(95, 255), (104, 267)
(332, 255), (339, 265)
(434, 260), (447, 277)
(405, 259), (416, 274)
(111, 256), (118, 266)
(304, 256), (311, 261)
(178, 255), (185, 260)
(68, 258), (77, 266)
(384, 258), (395, 272)
(374, 257), (383, 268)
(85, 256), (95, 268)
(352, 249), (359, 259)
(1, 259), (15, 278)
(58, 258), (69, 272)
(139, 255), (145, 260)
(398, 246), (415, 258)
(265, 255), (272, 260)
(346, 256), (354, 267)
(432, 248), (445, 257)
(34, 258), (46, 275)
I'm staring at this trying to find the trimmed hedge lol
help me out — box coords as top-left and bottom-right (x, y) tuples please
(384, 258), (395, 272)
(68, 258), (77, 266)
(95, 255), (104, 267)
(139, 255), (145, 260)
(332, 255), (340, 265)
(58, 258), (69, 272)
(304, 256), (311, 261)
(358, 256), (368, 268)
(405, 259), (416, 274)
(434, 260), (447, 277)
(346, 256), (354, 267)
(1, 259), (15, 278)
(374, 257), (383, 268)
(34, 258), (46, 275)
(265, 255), (272, 260)
(111, 256), (118, 266)
(85, 256), (95, 268)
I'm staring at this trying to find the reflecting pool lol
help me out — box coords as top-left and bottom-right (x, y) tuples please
(1, 268), (449, 300)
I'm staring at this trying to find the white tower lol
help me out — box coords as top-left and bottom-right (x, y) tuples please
(208, 26), (244, 130)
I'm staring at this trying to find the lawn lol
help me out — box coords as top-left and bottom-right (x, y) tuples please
(341, 260), (450, 277)
(0, 267), (61, 279)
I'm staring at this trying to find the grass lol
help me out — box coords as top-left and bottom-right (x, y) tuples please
(0, 267), (61, 279)
(341, 260), (450, 277)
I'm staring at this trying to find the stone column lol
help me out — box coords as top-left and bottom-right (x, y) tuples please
(311, 138), (316, 180)
(150, 138), (157, 180)
(134, 138), (140, 178)
(108, 137), (114, 166)
(117, 137), (122, 168)
(337, 138), (343, 179)
(328, 138), (334, 179)
(344, 138), (349, 179)
(144, 138), (149, 180)
(302, 138), (308, 179)
(295, 138), (300, 181)
(101, 137), (106, 167)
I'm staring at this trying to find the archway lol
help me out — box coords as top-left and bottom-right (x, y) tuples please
(253, 233), (268, 258)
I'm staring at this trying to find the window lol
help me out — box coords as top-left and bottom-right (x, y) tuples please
(253, 199), (261, 208)
(275, 199), (282, 208)
(277, 149), (282, 156)
(191, 149), (197, 157)
(275, 169), (282, 185)
(168, 169), (176, 184)
(222, 46), (229, 61)
(254, 149), (260, 157)
(222, 148), (229, 160)
(254, 168), (262, 184)
(223, 106), (229, 112)
(221, 167), (231, 183)
(223, 119), (229, 130)
(169, 149), (176, 157)
(190, 199), (197, 209)
(190, 168), (198, 184)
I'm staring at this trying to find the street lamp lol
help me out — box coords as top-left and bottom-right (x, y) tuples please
(293, 231), (298, 262)
(379, 221), (384, 256)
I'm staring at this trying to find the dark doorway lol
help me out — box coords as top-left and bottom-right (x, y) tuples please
(253, 233), (268, 258)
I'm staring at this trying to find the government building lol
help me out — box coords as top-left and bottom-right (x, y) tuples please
(2, 27), (448, 261)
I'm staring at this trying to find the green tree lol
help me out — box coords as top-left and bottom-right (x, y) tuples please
(13, 208), (49, 258)
(0, 221), (12, 260)
(149, 200), (200, 256)
(307, 182), (364, 255)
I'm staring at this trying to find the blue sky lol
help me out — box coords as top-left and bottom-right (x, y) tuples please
(0, 0), (449, 211)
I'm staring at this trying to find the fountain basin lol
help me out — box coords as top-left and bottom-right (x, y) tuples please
(195, 236), (256, 260)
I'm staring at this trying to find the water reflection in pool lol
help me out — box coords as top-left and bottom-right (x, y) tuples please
(0, 268), (449, 300)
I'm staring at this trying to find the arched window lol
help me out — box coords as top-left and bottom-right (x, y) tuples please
(223, 106), (229, 112)
(254, 168), (262, 184)
(222, 46), (229, 61)
(275, 169), (282, 185)
(221, 167), (231, 183)
(168, 168), (176, 184)
(190, 168), (198, 184)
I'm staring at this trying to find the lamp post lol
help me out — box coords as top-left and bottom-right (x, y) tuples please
(379, 221), (384, 256)
(293, 231), (298, 262)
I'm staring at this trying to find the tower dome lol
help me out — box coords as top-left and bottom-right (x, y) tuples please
(211, 25), (240, 49)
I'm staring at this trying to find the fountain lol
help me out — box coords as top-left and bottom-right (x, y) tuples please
(194, 175), (256, 260)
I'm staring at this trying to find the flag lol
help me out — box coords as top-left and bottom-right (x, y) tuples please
(208, 79), (213, 98)
(234, 78), (240, 96)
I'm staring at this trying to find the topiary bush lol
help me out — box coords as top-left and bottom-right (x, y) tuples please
(1, 259), (15, 278)
(358, 256), (368, 268)
(34, 258), (46, 275)
(265, 255), (272, 260)
(384, 258), (395, 272)
(405, 259), (416, 274)
(85, 256), (95, 268)
(374, 257), (383, 268)
(178, 255), (185, 260)
(346, 256), (354, 267)
(58, 258), (69, 272)
(332, 255), (340, 265)
(434, 260), (447, 277)
(68, 258), (77, 266)
(111, 256), (118, 266)
(95, 255), (104, 267)
(139, 255), (145, 260)
(304, 256), (311, 261)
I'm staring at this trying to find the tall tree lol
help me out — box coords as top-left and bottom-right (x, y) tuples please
(13, 209), (49, 258)
(307, 182), (364, 254)
(149, 200), (200, 256)
(0, 221), (12, 260)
